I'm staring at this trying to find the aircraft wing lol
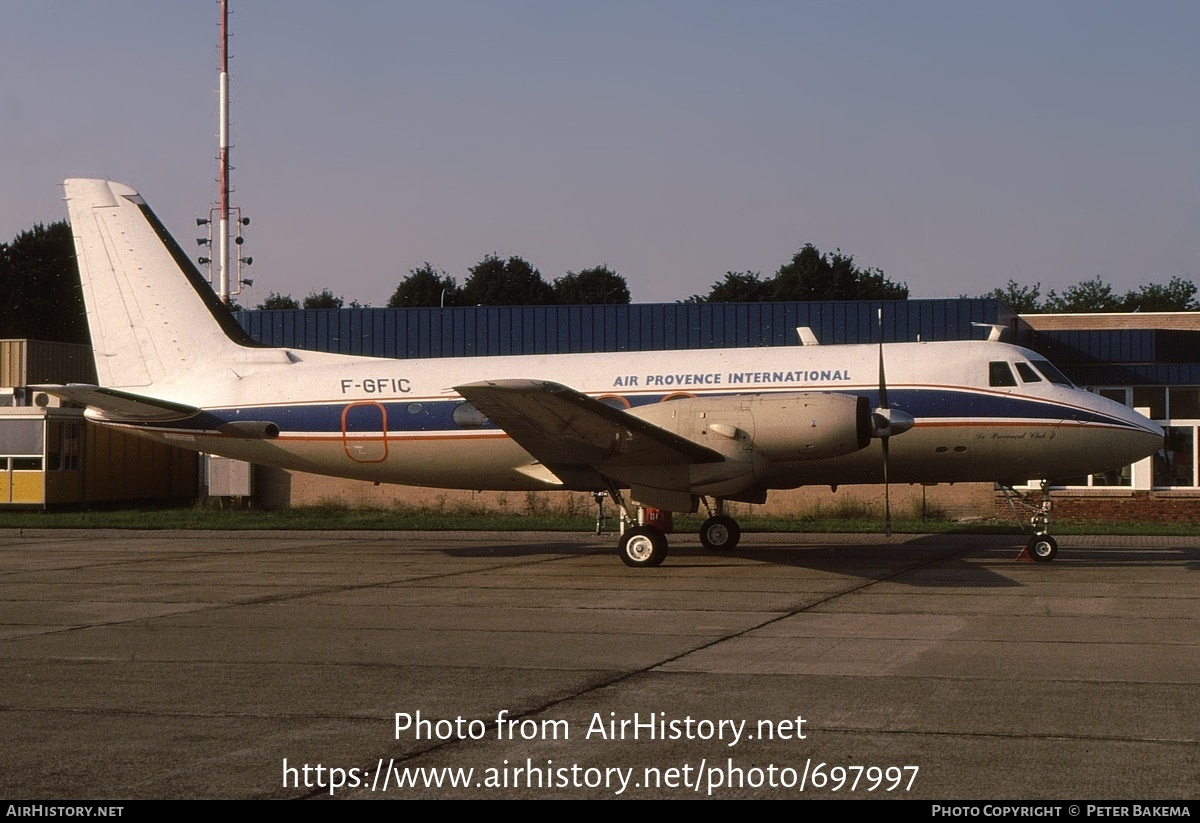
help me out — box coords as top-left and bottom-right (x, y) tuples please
(455, 379), (724, 488)
(29, 384), (198, 422)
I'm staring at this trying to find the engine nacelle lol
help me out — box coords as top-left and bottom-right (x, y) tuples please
(630, 392), (872, 464)
(745, 392), (871, 461)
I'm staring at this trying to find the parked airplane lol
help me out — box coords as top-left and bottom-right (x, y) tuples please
(41, 179), (1164, 566)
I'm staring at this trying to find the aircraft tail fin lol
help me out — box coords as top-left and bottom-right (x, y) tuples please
(63, 179), (259, 389)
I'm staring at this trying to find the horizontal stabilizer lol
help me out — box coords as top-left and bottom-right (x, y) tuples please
(30, 384), (198, 422)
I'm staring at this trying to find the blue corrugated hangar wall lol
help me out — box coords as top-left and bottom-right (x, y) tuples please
(234, 299), (1015, 357)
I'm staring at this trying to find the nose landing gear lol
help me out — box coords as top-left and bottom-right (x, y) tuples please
(1026, 534), (1058, 562)
(1002, 480), (1059, 562)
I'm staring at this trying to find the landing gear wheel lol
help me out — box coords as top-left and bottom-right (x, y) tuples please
(619, 526), (668, 568)
(699, 515), (741, 551)
(1027, 534), (1058, 562)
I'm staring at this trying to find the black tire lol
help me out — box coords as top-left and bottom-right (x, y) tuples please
(1027, 534), (1058, 562)
(619, 526), (668, 567)
(699, 515), (741, 551)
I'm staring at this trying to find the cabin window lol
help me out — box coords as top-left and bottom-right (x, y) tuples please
(452, 402), (490, 429)
(1015, 363), (1041, 383)
(1030, 359), (1073, 386)
(988, 362), (1017, 387)
(597, 396), (630, 411)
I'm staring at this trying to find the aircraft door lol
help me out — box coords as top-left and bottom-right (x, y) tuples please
(341, 402), (389, 463)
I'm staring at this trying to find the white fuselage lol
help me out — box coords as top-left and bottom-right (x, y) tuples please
(94, 339), (1163, 492)
(57, 178), (1163, 506)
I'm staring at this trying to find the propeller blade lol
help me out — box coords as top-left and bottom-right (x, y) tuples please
(878, 307), (891, 537)
(882, 435), (892, 537)
(877, 308), (888, 410)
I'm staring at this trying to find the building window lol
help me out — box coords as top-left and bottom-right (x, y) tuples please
(1159, 427), (1195, 487)
(44, 422), (82, 471)
(1132, 387), (1166, 419)
(1137, 385), (1200, 490)
(0, 420), (44, 454)
(61, 423), (82, 471)
(1169, 388), (1200, 419)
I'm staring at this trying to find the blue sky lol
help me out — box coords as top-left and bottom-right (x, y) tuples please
(2, 1), (1197, 306)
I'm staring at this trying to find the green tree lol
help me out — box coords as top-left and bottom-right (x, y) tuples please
(387, 263), (457, 307)
(771, 244), (908, 301)
(256, 292), (300, 310)
(978, 280), (1043, 312)
(1043, 276), (1122, 313)
(553, 265), (631, 304)
(0, 221), (89, 344)
(1121, 276), (1199, 312)
(303, 289), (344, 310)
(459, 254), (554, 306)
(697, 271), (772, 303)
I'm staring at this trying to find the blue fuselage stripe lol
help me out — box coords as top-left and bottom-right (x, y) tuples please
(141, 388), (1141, 435)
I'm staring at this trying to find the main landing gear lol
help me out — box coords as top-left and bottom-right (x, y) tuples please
(1002, 480), (1059, 562)
(605, 486), (743, 567)
(699, 515), (740, 551)
(698, 498), (741, 552)
(602, 482), (669, 567)
(619, 526), (669, 568)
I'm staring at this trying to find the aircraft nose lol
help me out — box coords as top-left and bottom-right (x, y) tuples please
(1125, 404), (1164, 439)
(1118, 409), (1165, 464)
(1076, 396), (1164, 468)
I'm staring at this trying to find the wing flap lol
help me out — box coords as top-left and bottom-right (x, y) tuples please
(454, 380), (724, 485)
(30, 384), (198, 422)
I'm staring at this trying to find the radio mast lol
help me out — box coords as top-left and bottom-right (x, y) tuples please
(199, 0), (251, 304)
(218, 0), (231, 303)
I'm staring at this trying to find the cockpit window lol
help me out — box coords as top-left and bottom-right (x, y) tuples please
(989, 361), (1017, 387)
(1015, 362), (1042, 383)
(1030, 359), (1074, 386)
